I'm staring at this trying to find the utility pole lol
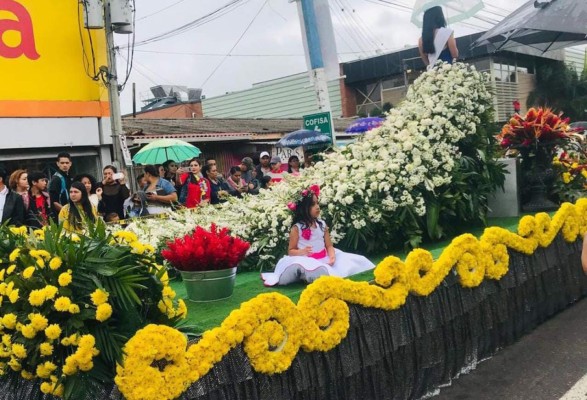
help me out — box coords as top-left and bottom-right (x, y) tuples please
(297, 0), (337, 146)
(298, 0), (332, 113)
(104, 0), (125, 170)
(81, 0), (134, 186)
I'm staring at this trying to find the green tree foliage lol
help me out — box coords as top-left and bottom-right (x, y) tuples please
(527, 60), (587, 121)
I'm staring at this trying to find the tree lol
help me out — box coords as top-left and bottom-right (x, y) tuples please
(527, 60), (587, 121)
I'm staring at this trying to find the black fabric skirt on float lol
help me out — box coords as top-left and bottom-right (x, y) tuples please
(2, 234), (586, 400)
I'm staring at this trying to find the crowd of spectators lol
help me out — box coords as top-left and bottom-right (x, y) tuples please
(0, 150), (310, 230)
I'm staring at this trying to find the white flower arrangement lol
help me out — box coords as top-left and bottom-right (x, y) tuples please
(126, 62), (493, 271)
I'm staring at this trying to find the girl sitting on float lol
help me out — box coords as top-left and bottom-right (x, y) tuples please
(261, 185), (374, 286)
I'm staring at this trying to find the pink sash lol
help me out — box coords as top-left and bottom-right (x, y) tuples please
(308, 249), (327, 260)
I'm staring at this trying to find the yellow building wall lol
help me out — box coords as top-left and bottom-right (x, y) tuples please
(0, 0), (109, 117)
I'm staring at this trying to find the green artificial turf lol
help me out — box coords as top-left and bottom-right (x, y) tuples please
(171, 215), (526, 334)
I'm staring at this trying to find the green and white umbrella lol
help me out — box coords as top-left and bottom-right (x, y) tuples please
(132, 138), (201, 165)
(411, 0), (485, 28)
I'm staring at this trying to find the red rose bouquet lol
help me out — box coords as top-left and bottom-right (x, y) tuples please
(161, 224), (250, 271)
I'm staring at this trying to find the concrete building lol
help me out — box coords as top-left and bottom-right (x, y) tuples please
(342, 32), (582, 122)
(202, 72), (345, 118)
(200, 33), (585, 123)
(0, 2), (113, 178)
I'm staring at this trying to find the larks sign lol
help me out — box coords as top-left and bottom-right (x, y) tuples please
(0, 0), (109, 117)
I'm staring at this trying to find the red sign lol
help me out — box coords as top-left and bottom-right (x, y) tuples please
(0, 0), (40, 60)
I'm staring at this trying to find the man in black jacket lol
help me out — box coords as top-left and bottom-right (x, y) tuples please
(0, 165), (25, 226)
(48, 152), (73, 222)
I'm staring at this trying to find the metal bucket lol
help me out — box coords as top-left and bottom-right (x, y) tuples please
(179, 267), (237, 302)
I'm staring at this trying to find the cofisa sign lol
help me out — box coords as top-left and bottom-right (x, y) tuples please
(303, 111), (335, 144)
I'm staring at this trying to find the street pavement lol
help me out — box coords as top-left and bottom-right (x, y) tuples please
(434, 297), (587, 400)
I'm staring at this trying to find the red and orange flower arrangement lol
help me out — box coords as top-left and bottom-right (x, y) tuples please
(162, 224), (250, 271)
(496, 107), (571, 149)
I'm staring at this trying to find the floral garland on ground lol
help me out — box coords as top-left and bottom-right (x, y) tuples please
(0, 224), (187, 399)
(115, 199), (587, 400)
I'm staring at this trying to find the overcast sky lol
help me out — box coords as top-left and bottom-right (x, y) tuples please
(114, 0), (534, 114)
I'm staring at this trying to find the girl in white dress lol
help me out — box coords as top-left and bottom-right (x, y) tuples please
(261, 185), (375, 286)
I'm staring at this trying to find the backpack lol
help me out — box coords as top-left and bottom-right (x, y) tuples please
(53, 172), (69, 204)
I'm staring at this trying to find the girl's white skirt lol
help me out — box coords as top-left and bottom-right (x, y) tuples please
(261, 249), (375, 286)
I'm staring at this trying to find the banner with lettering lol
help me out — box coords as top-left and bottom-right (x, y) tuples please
(0, 0), (109, 117)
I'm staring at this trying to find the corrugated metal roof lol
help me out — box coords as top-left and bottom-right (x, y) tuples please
(122, 117), (356, 143)
(202, 72), (343, 118)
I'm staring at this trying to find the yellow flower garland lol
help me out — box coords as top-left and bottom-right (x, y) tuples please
(116, 200), (587, 400)
(114, 325), (190, 400)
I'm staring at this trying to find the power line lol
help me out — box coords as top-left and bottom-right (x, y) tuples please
(133, 49), (380, 57)
(119, 0), (136, 91)
(332, 0), (370, 50)
(136, 0), (187, 22)
(200, 0), (269, 88)
(123, 59), (158, 85)
(337, 0), (385, 51)
(120, 52), (170, 85)
(135, 49), (300, 57)
(364, 0), (520, 32)
(266, 0), (288, 22)
(332, 0), (376, 54)
(124, 0), (251, 48)
(77, 1), (100, 81)
(330, 4), (372, 57)
(333, 28), (364, 57)
(343, 0), (388, 50)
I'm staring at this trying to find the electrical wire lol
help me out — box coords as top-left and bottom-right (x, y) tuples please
(365, 0), (489, 31)
(123, 0), (251, 48)
(333, 28), (365, 57)
(332, 0), (375, 54)
(131, 57), (173, 85)
(133, 49), (380, 57)
(366, 0), (518, 30)
(200, 0), (269, 88)
(136, 0), (187, 22)
(337, 0), (385, 51)
(135, 49), (299, 56)
(119, 0), (136, 91)
(344, 0), (388, 50)
(266, 0), (288, 22)
(77, 1), (100, 81)
(329, 4), (372, 57)
(119, 53), (160, 85)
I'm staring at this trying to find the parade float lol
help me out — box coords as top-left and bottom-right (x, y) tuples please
(1, 63), (586, 399)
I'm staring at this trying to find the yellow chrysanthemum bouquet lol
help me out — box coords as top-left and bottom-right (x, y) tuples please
(552, 136), (587, 202)
(0, 222), (187, 399)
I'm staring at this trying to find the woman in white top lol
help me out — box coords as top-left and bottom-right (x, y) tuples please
(418, 6), (459, 69)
